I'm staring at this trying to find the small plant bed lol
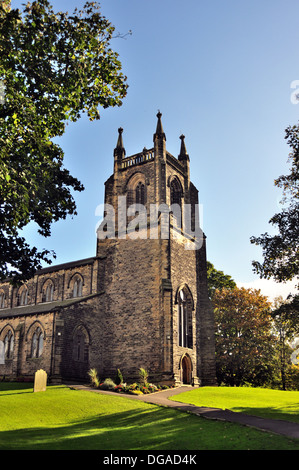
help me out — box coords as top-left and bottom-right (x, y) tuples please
(88, 368), (176, 396)
(109, 381), (176, 395)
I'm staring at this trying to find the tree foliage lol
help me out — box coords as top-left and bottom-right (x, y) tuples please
(206, 261), (236, 299)
(0, 0), (128, 283)
(250, 123), (299, 291)
(271, 296), (299, 390)
(214, 287), (275, 387)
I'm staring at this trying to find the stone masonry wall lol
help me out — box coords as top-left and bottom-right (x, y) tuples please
(97, 236), (171, 384)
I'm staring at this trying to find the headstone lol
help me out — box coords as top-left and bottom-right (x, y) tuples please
(0, 340), (4, 365)
(34, 369), (47, 392)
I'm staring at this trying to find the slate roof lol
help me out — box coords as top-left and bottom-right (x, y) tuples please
(0, 292), (103, 319)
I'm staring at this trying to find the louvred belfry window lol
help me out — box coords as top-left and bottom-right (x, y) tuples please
(170, 178), (182, 227)
(136, 182), (145, 205)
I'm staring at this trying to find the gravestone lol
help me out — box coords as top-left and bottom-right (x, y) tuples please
(0, 340), (4, 365)
(34, 369), (47, 392)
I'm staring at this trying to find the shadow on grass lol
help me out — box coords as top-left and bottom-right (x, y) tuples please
(1, 402), (299, 451)
(170, 389), (299, 424)
(223, 404), (299, 424)
(0, 382), (34, 396)
(0, 407), (192, 450)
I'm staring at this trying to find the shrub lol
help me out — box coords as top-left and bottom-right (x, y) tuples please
(88, 368), (100, 388)
(100, 378), (116, 391)
(147, 383), (158, 393)
(115, 368), (123, 385)
(114, 383), (127, 393)
(139, 367), (148, 386)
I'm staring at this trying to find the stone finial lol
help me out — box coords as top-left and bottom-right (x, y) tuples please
(153, 110), (166, 141)
(178, 134), (189, 161)
(116, 127), (124, 149)
(114, 127), (126, 158)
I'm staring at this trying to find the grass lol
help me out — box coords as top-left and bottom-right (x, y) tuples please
(0, 383), (298, 450)
(169, 386), (299, 423)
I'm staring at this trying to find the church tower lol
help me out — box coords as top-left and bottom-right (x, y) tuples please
(96, 112), (216, 386)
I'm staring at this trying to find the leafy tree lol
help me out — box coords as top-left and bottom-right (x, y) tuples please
(0, 0), (128, 283)
(271, 296), (299, 390)
(214, 287), (275, 387)
(250, 123), (299, 313)
(206, 261), (236, 299)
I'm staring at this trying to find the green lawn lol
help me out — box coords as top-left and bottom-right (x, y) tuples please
(0, 383), (298, 450)
(170, 386), (299, 423)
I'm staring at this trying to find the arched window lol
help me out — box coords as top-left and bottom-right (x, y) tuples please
(177, 287), (193, 348)
(46, 284), (54, 302)
(19, 287), (28, 306)
(73, 277), (83, 298)
(0, 291), (5, 309)
(43, 281), (54, 302)
(170, 178), (182, 227)
(4, 331), (14, 359)
(31, 327), (44, 358)
(170, 178), (182, 207)
(126, 173), (146, 210)
(136, 182), (145, 205)
(72, 326), (89, 362)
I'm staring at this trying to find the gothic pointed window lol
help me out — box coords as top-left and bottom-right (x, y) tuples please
(4, 331), (14, 359)
(127, 189), (134, 208)
(72, 326), (89, 362)
(31, 326), (44, 358)
(73, 277), (83, 298)
(170, 178), (182, 207)
(19, 287), (28, 306)
(42, 281), (54, 302)
(136, 182), (145, 205)
(45, 284), (54, 302)
(170, 178), (182, 227)
(0, 291), (5, 309)
(178, 287), (193, 348)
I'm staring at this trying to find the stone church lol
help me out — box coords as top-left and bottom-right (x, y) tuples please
(0, 113), (216, 386)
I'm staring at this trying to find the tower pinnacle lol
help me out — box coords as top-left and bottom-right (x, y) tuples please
(153, 111), (166, 141)
(114, 127), (126, 159)
(178, 134), (189, 161)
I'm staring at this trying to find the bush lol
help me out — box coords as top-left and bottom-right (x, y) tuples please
(99, 378), (116, 391)
(115, 368), (123, 386)
(114, 383), (128, 393)
(88, 368), (100, 388)
(139, 367), (148, 386)
(141, 383), (158, 394)
(128, 382), (140, 392)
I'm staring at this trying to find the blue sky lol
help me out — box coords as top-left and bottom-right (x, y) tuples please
(12, 0), (298, 300)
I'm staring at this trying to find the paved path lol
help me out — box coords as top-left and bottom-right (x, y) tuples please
(68, 384), (299, 440)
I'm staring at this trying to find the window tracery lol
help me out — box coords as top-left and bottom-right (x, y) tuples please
(4, 330), (14, 359)
(31, 326), (44, 358)
(177, 286), (193, 348)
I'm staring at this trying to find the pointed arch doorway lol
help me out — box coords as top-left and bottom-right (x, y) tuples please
(181, 354), (192, 385)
